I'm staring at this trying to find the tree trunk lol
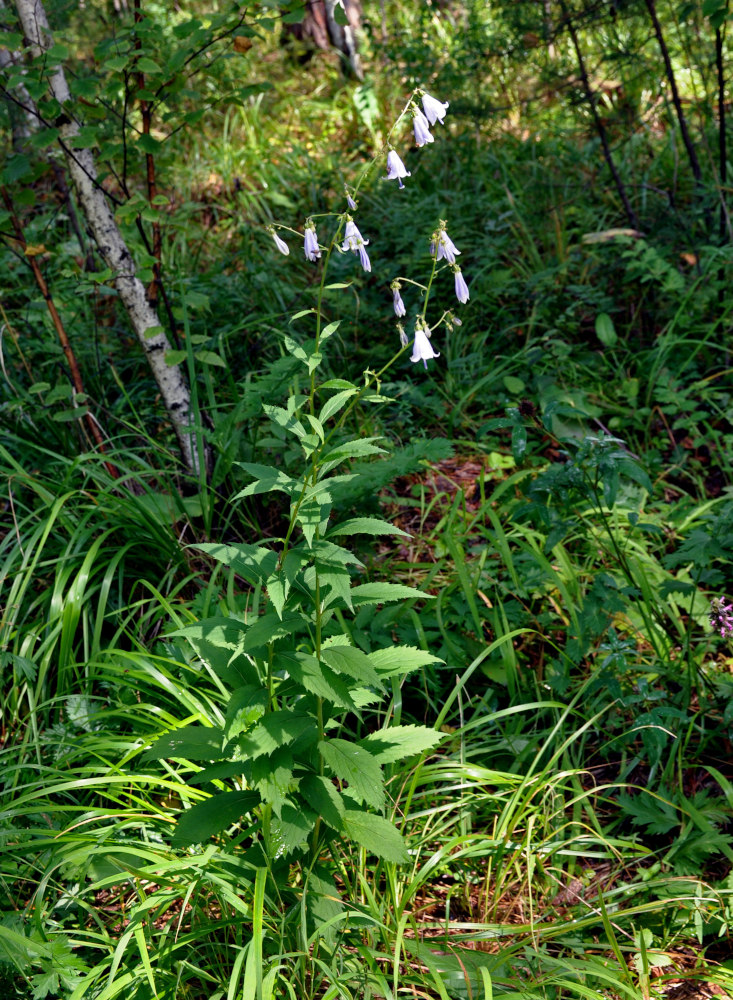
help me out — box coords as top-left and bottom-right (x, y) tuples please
(13, 0), (207, 477)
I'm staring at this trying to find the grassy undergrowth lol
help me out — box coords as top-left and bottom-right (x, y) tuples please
(3, 1), (733, 998)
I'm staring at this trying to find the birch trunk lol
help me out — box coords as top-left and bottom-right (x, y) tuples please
(13, 0), (204, 476)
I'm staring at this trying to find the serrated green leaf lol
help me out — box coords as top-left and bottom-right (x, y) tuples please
(320, 378), (357, 389)
(327, 517), (409, 539)
(320, 320), (340, 340)
(319, 738), (384, 810)
(191, 542), (277, 585)
(342, 810), (408, 862)
(285, 653), (357, 709)
(283, 334), (308, 363)
(250, 748), (293, 815)
(166, 617), (258, 687)
(242, 610), (307, 651)
(270, 803), (314, 856)
(319, 437), (386, 475)
(367, 645), (444, 677)
(305, 413), (325, 443)
(263, 403), (307, 439)
(318, 388), (358, 424)
(144, 724), (223, 761)
(224, 684), (268, 742)
(240, 711), (316, 759)
(234, 462), (295, 497)
(360, 725), (443, 764)
(300, 774), (346, 830)
(350, 582), (432, 606)
(321, 645), (382, 687)
(172, 790), (259, 847)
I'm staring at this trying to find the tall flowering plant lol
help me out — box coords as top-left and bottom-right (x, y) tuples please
(147, 88), (466, 949)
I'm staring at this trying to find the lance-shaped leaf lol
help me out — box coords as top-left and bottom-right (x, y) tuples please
(319, 738), (384, 810)
(249, 748), (294, 816)
(234, 463), (296, 498)
(320, 645), (382, 688)
(360, 725), (444, 764)
(350, 582), (433, 607)
(172, 790), (260, 847)
(144, 724), (223, 762)
(240, 711), (317, 759)
(300, 774), (346, 831)
(242, 610), (309, 651)
(367, 645), (444, 678)
(342, 810), (408, 863)
(270, 803), (315, 856)
(283, 653), (358, 710)
(319, 438), (387, 476)
(327, 517), (410, 539)
(167, 617), (258, 687)
(191, 542), (277, 586)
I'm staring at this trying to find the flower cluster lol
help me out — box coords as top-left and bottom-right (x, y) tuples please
(385, 91), (449, 191)
(709, 597), (733, 638)
(266, 87), (467, 374)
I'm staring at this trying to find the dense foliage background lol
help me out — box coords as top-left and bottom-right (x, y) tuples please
(2, 1), (733, 997)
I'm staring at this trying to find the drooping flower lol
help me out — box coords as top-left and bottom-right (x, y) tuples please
(341, 217), (369, 252)
(411, 319), (440, 370)
(447, 312), (462, 328)
(454, 267), (470, 304)
(434, 223), (461, 264)
(421, 91), (449, 126)
(397, 323), (408, 348)
(358, 243), (371, 272)
(710, 597), (733, 637)
(391, 280), (406, 317)
(412, 107), (434, 147)
(303, 223), (321, 262)
(269, 227), (289, 255)
(385, 149), (410, 189)
(345, 188), (357, 211)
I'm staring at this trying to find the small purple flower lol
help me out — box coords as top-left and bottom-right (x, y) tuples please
(386, 150), (410, 189)
(304, 224), (321, 262)
(346, 189), (357, 211)
(269, 228), (289, 255)
(454, 268), (470, 304)
(398, 323), (408, 348)
(421, 92), (449, 126)
(358, 244), (371, 272)
(412, 107), (434, 147)
(342, 217), (368, 252)
(710, 597), (733, 637)
(391, 281), (406, 317)
(411, 319), (440, 370)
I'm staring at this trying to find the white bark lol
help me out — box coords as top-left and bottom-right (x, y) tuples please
(0, 0), (37, 145)
(13, 0), (203, 476)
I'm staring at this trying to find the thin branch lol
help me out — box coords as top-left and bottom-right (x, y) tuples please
(558, 0), (640, 231)
(1, 185), (119, 479)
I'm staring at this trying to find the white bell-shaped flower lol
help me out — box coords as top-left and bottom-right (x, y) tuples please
(385, 150), (411, 189)
(411, 319), (440, 369)
(421, 92), (449, 126)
